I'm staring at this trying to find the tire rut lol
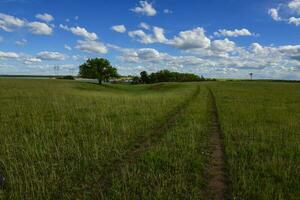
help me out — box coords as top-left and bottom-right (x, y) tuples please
(92, 85), (201, 198)
(205, 88), (227, 200)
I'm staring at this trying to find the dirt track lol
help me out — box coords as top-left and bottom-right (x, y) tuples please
(206, 88), (227, 200)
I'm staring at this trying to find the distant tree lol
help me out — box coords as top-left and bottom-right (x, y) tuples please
(132, 76), (141, 84)
(140, 71), (150, 83)
(249, 73), (253, 80)
(79, 58), (118, 84)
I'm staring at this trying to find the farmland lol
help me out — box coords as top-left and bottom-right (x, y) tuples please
(0, 79), (300, 199)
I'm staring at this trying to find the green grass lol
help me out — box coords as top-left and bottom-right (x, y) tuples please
(0, 79), (202, 199)
(209, 81), (300, 200)
(1, 79), (300, 199)
(105, 86), (211, 199)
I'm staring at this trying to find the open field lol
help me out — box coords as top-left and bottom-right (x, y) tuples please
(0, 79), (300, 199)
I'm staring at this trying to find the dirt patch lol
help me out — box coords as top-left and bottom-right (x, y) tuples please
(205, 88), (227, 200)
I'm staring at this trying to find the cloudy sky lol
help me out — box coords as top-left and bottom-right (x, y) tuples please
(1, 0), (300, 79)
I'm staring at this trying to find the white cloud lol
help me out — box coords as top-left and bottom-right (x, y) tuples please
(0, 12), (54, 36)
(152, 27), (168, 43)
(214, 28), (253, 37)
(211, 38), (236, 52)
(137, 48), (161, 61)
(15, 38), (27, 46)
(0, 13), (25, 27)
(76, 40), (108, 54)
(64, 44), (72, 51)
(111, 39), (300, 79)
(129, 26), (211, 50)
(128, 26), (167, 44)
(129, 29), (154, 44)
(269, 1), (300, 26)
(111, 25), (126, 33)
(35, 13), (54, 22)
(131, 1), (157, 16)
(140, 22), (151, 30)
(27, 22), (53, 35)
(289, 17), (300, 25)
(37, 51), (67, 61)
(163, 9), (173, 14)
(288, 0), (300, 14)
(60, 24), (98, 40)
(169, 27), (211, 50)
(23, 57), (42, 64)
(0, 51), (20, 59)
(0, 13), (25, 32)
(268, 8), (281, 21)
(250, 43), (268, 54)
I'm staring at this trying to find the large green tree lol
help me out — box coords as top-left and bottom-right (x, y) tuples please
(79, 58), (118, 84)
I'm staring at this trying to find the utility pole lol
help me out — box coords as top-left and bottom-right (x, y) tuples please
(54, 66), (60, 77)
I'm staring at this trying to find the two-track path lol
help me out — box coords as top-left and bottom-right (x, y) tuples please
(91, 85), (202, 198)
(77, 85), (228, 200)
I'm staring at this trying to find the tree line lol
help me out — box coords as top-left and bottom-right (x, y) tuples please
(132, 70), (205, 84)
(79, 58), (206, 84)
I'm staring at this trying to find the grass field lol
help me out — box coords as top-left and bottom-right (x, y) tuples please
(0, 79), (299, 199)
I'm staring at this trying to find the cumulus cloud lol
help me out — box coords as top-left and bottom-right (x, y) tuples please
(111, 25), (126, 33)
(211, 38), (236, 52)
(129, 26), (213, 50)
(129, 26), (212, 50)
(23, 57), (42, 65)
(269, 1), (300, 26)
(128, 30), (152, 43)
(64, 44), (72, 51)
(169, 27), (211, 50)
(129, 26), (167, 44)
(131, 1), (157, 16)
(37, 51), (67, 61)
(139, 22), (151, 30)
(15, 38), (27, 46)
(35, 13), (54, 22)
(60, 24), (98, 40)
(0, 13), (25, 32)
(76, 40), (108, 54)
(0, 12), (54, 36)
(268, 8), (282, 21)
(0, 51), (20, 59)
(288, 0), (300, 14)
(27, 22), (53, 35)
(110, 38), (300, 79)
(214, 28), (254, 37)
(289, 17), (300, 25)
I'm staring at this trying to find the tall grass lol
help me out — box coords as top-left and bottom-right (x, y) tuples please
(106, 86), (211, 199)
(1, 79), (300, 199)
(0, 79), (196, 199)
(210, 82), (300, 200)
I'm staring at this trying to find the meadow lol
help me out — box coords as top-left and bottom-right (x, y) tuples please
(0, 79), (299, 199)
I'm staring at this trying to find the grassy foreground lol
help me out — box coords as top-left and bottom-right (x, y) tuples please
(209, 82), (300, 200)
(0, 79), (300, 199)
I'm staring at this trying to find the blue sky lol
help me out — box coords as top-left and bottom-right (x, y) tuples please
(1, 0), (300, 79)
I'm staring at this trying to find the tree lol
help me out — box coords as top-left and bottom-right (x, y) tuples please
(140, 71), (149, 83)
(249, 73), (253, 80)
(79, 58), (118, 84)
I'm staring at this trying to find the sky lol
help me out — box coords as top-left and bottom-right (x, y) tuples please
(1, 0), (300, 79)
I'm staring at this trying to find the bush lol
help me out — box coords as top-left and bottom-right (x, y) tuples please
(57, 76), (75, 80)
